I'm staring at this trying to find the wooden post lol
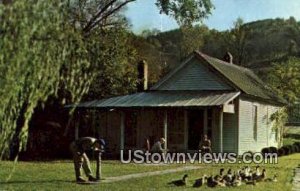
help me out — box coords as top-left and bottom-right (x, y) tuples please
(120, 111), (125, 150)
(184, 110), (188, 151)
(164, 110), (168, 150)
(219, 107), (223, 153)
(92, 110), (96, 138)
(204, 108), (208, 135)
(75, 112), (79, 140)
(96, 152), (102, 180)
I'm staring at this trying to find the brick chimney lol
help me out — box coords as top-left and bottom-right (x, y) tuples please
(223, 52), (233, 64)
(137, 60), (148, 92)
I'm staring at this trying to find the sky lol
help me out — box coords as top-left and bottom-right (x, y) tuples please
(125, 0), (300, 33)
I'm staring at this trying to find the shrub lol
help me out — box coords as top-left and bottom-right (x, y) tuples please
(294, 142), (300, 148)
(288, 145), (295, 153)
(292, 143), (300, 152)
(269, 147), (278, 154)
(261, 147), (270, 155)
(281, 146), (291, 155)
(278, 147), (285, 156)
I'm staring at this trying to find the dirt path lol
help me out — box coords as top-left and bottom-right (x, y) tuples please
(292, 167), (300, 191)
(102, 166), (202, 183)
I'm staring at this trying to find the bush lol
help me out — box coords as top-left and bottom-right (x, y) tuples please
(269, 147), (278, 153)
(281, 146), (291, 155)
(288, 145), (295, 153)
(278, 147), (285, 156)
(292, 143), (300, 152)
(261, 147), (270, 155)
(294, 142), (300, 148)
(261, 147), (278, 157)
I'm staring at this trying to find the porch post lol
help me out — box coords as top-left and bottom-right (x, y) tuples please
(75, 121), (79, 140)
(120, 111), (125, 150)
(219, 107), (223, 153)
(184, 110), (188, 151)
(75, 111), (79, 140)
(164, 110), (168, 150)
(92, 110), (96, 137)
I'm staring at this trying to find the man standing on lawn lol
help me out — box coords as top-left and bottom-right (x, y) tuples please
(70, 137), (105, 183)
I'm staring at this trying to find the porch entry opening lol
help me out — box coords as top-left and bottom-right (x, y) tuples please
(188, 109), (204, 150)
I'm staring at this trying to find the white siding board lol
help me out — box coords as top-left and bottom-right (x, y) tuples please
(238, 98), (280, 155)
(157, 58), (233, 90)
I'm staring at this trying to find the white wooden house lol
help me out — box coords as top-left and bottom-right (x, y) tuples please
(71, 51), (285, 155)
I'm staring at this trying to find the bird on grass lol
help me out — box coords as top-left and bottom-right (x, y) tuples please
(240, 166), (252, 181)
(265, 174), (278, 182)
(168, 174), (188, 186)
(246, 179), (257, 186)
(219, 168), (225, 176)
(193, 175), (207, 187)
(232, 174), (242, 187)
(207, 175), (226, 187)
(207, 175), (219, 187)
(252, 165), (261, 180)
(223, 168), (233, 183)
(253, 169), (266, 182)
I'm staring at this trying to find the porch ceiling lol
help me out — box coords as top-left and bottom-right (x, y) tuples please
(67, 91), (240, 109)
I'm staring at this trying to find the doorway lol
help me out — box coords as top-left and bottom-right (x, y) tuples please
(188, 109), (204, 150)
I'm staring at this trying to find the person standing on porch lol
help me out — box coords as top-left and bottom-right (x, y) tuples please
(199, 134), (211, 153)
(150, 137), (166, 153)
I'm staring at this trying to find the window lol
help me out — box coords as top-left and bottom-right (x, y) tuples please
(253, 105), (258, 140)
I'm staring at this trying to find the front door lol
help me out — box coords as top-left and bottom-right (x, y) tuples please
(188, 110), (204, 150)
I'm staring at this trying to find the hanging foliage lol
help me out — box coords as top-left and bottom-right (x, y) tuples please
(270, 107), (288, 147)
(0, 1), (94, 159)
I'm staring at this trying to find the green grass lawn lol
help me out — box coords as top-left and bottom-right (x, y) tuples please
(0, 154), (300, 191)
(1, 126), (299, 191)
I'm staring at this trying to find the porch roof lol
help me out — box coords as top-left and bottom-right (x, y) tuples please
(68, 91), (240, 108)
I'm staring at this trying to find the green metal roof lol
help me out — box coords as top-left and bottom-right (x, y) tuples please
(69, 91), (240, 108)
(151, 51), (285, 105)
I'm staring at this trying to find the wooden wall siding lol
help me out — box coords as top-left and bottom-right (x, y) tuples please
(97, 111), (121, 153)
(136, 109), (164, 149)
(157, 58), (233, 90)
(238, 98), (279, 154)
(168, 109), (185, 151)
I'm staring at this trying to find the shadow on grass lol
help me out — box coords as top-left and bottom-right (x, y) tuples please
(0, 179), (74, 185)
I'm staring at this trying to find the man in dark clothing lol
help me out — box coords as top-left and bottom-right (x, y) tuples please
(199, 134), (212, 154)
(70, 137), (105, 182)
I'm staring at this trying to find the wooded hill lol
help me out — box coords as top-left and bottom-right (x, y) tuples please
(137, 17), (300, 81)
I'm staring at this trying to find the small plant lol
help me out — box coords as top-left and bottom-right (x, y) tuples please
(270, 108), (288, 147)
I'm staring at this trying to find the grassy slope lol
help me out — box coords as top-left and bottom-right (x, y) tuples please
(0, 154), (300, 191)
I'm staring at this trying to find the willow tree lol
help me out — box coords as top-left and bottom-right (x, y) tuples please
(0, 1), (94, 159)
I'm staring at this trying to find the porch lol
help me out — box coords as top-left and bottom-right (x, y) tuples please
(70, 91), (239, 155)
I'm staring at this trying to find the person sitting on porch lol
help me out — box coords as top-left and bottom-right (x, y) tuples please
(199, 134), (212, 153)
(150, 137), (166, 153)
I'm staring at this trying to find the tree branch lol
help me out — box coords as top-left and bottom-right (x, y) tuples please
(82, 0), (135, 34)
